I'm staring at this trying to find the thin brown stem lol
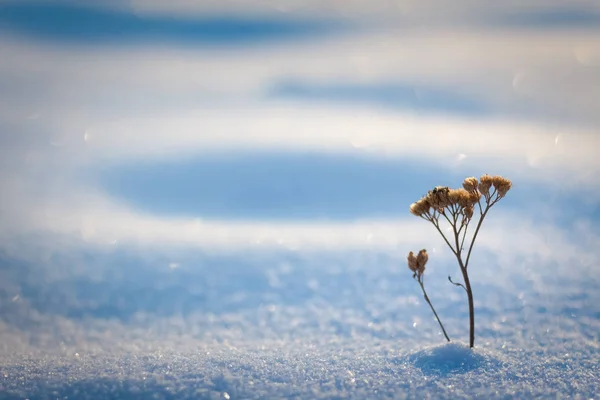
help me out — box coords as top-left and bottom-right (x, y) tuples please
(431, 219), (459, 256)
(459, 219), (470, 254)
(418, 277), (450, 342)
(456, 256), (475, 348)
(430, 210), (475, 348)
(464, 202), (491, 269)
(448, 213), (476, 348)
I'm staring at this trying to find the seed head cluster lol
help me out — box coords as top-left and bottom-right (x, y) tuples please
(409, 175), (512, 217)
(478, 174), (512, 198)
(407, 249), (428, 278)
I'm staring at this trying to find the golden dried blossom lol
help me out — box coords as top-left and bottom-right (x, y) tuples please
(427, 186), (452, 209)
(448, 188), (473, 207)
(479, 174), (493, 195)
(416, 249), (428, 275)
(409, 198), (431, 217)
(447, 189), (464, 205)
(468, 190), (482, 205)
(417, 199), (430, 214)
(462, 177), (478, 192)
(407, 251), (418, 273)
(492, 175), (512, 197)
(409, 203), (420, 216)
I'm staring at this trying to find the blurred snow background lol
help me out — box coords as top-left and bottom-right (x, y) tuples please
(0, 0), (599, 398)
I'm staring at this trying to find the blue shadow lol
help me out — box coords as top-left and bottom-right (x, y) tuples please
(268, 81), (490, 116)
(498, 9), (600, 28)
(92, 151), (596, 222)
(92, 152), (454, 220)
(0, 2), (340, 45)
(0, 247), (403, 322)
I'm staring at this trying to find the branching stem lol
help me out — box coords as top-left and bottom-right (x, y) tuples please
(409, 176), (511, 349)
(448, 275), (467, 292)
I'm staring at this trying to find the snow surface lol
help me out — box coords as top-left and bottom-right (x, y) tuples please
(0, 244), (598, 399)
(1, 2), (600, 399)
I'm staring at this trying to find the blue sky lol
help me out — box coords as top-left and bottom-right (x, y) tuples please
(0, 0), (599, 265)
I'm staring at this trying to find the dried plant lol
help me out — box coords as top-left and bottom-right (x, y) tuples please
(408, 249), (450, 342)
(408, 174), (512, 348)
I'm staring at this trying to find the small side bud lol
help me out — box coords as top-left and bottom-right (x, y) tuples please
(464, 204), (474, 220)
(416, 249), (428, 276)
(407, 251), (418, 273)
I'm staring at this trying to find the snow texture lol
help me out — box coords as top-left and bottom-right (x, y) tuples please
(0, 243), (598, 399)
(1, 3), (599, 399)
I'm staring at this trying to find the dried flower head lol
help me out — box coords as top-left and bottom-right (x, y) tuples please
(409, 203), (419, 216)
(427, 186), (452, 209)
(462, 177), (478, 192)
(479, 174), (493, 195)
(492, 175), (512, 197)
(409, 198), (431, 217)
(407, 251), (418, 273)
(468, 190), (482, 205)
(416, 249), (428, 275)
(447, 189), (463, 205)
(451, 188), (473, 207)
